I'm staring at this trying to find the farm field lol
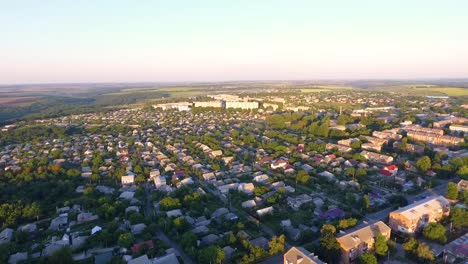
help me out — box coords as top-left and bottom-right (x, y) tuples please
(0, 97), (41, 107)
(414, 87), (468, 96)
(300, 85), (354, 93)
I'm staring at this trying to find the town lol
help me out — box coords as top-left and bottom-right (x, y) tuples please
(0, 88), (467, 264)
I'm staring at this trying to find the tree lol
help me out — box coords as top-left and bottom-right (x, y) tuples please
(47, 247), (73, 264)
(118, 232), (134, 248)
(159, 197), (181, 210)
(361, 195), (370, 211)
(296, 170), (311, 185)
(450, 207), (468, 229)
(403, 237), (418, 253)
(374, 233), (389, 257)
(319, 224), (340, 263)
(416, 156), (432, 172)
(423, 223), (447, 243)
(197, 245), (225, 264)
(457, 166), (468, 179)
(268, 235), (286, 255)
(416, 243), (435, 261)
(446, 182), (458, 200)
(338, 218), (358, 230)
(358, 252), (377, 264)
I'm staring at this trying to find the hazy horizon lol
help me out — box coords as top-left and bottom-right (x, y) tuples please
(1, 0), (468, 84)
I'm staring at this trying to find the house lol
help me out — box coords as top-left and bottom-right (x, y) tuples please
(283, 246), (326, 264)
(49, 215), (68, 231)
(271, 159), (288, 169)
(457, 179), (468, 191)
(119, 191), (135, 200)
(131, 223), (147, 235)
(128, 255), (151, 264)
(91, 226), (102, 235)
(380, 165), (398, 177)
(202, 172), (216, 181)
(287, 194), (313, 211)
(238, 183), (255, 195)
(442, 233), (468, 263)
(301, 164), (314, 172)
(320, 208), (345, 220)
(336, 221), (391, 264)
(131, 240), (154, 254)
(253, 174), (269, 183)
(389, 195), (450, 234)
(249, 236), (269, 250)
(77, 212), (99, 223)
(242, 200), (256, 208)
(154, 176), (167, 188)
(201, 234), (220, 245)
(153, 253), (180, 264)
(121, 175), (135, 185)
(257, 207), (274, 217)
(166, 209), (183, 218)
(318, 171), (335, 181)
(19, 223), (37, 233)
(257, 156), (274, 165)
(0, 228), (13, 244)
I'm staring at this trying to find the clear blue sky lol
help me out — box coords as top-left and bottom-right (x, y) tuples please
(1, 0), (467, 84)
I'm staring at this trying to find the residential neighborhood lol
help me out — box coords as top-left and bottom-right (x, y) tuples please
(1, 90), (467, 264)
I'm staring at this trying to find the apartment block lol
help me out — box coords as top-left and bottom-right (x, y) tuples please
(336, 221), (391, 264)
(389, 195), (450, 234)
(407, 131), (463, 146)
(284, 247), (326, 264)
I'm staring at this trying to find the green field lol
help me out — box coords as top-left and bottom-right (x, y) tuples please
(379, 85), (468, 97)
(300, 85), (354, 93)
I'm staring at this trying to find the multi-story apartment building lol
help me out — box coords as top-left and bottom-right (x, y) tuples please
(361, 136), (387, 146)
(193, 101), (224, 108)
(336, 221), (391, 264)
(225, 101), (259, 109)
(389, 195), (450, 234)
(449, 125), (468, 134)
(404, 125), (444, 136)
(284, 247), (326, 264)
(407, 131), (464, 146)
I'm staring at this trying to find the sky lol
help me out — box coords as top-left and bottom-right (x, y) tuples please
(1, 0), (468, 84)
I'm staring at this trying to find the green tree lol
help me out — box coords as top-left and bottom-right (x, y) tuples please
(361, 195), (370, 211)
(358, 252), (377, 264)
(403, 237), (418, 254)
(450, 207), (468, 229)
(197, 245), (225, 264)
(374, 233), (389, 257)
(457, 166), (468, 179)
(47, 247), (73, 264)
(416, 156), (432, 172)
(296, 170), (311, 185)
(159, 197), (181, 210)
(416, 243), (435, 261)
(423, 223), (447, 243)
(268, 234), (286, 255)
(319, 224), (340, 263)
(118, 232), (134, 248)
(446, 182), (458, 200)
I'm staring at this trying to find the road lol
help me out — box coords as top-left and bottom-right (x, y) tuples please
(143, 183), (195, 264)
